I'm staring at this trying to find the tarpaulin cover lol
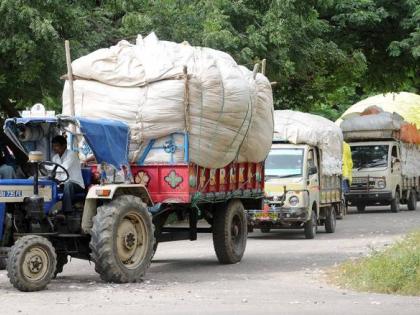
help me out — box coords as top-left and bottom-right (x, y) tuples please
(62, 32), (274, 168)
(273, 110), (343, 176)
(77, 117), (130, 168)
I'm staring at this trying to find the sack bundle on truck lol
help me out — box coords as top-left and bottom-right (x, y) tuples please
(339, 92), (420, 212)
(247, 110), (344, 239)
(62, 32), (274, 169)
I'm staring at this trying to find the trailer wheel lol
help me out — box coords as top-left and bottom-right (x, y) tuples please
(391, 192), (400, 213)
(213, 199), (247, 264)
(304, 210), (317, 239)
(325, 207), (336, 233)
(7, 235), (56, 292)
(90, 195), (155, 283)
(407, 190), (417, 211)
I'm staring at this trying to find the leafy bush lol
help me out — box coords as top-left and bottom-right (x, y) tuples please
(334, 231), (420, 295)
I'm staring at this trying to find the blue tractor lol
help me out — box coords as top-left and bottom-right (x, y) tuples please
(0, 116), (155, 291)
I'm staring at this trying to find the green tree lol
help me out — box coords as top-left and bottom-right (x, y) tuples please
(0, 0), (118, 119)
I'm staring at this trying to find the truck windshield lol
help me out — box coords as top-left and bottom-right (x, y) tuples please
(351, 145), (389, 169)
(265, 148), (304, 178)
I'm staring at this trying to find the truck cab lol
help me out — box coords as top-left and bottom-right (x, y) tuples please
(247, 142), (341, 239)
(346, 140), (415, 212)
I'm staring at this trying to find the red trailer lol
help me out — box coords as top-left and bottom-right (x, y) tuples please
(90, 132), (265, 264)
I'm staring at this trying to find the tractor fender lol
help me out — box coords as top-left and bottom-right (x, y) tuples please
(81, 184), (153, 234)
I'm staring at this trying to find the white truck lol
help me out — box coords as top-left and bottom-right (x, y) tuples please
(341, 112), (420, 212)
(247, 111), (344, 239)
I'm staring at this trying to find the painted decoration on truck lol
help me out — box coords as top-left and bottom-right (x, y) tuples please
(134, 171), (150, 186)
(210, 169), (217, 186)
(230, 167), (236, 184)
(199, 168), (206, 189)
(164, 170), (183, 189)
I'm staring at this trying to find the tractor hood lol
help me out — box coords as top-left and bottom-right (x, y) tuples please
(3, 116), (130, 169)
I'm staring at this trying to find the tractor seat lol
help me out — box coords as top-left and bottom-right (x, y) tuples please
(57, 168), (92, 201)
(74, 168), (92, 200)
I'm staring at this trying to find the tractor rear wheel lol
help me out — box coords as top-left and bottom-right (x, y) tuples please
(7, 235), (56, 292)
(90, 195), (155, 283)
(213, 199), (247, 264)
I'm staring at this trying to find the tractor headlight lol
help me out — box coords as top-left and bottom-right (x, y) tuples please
(289, 196), (300, 207)
(377, 179), (386, 189)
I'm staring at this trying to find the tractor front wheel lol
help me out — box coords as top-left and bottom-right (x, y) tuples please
(90, 195), (155, 283)
(7, 235), (56, 292)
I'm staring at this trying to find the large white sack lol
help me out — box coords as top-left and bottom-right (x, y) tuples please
(237, 71), (274, 162)
(273, 110), (343, 176)
(340, 112), (404, 132)
(64, 33), (273, 168)
(400, 143), (420, 177)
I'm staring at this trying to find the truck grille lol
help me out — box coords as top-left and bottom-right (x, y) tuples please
(350, 177), (375, 191)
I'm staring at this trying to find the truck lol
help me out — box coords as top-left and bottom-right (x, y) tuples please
(247, 111), (344, 239)
(0, 113), (264, 292)
(342, 125), (420, 212)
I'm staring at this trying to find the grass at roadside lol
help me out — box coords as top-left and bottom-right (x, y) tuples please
(332, 230), (420, 296)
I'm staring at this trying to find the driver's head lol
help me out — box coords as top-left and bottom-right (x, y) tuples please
(52, 135), (67, 156)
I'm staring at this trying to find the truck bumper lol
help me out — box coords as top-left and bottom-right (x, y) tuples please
(345, 190), (393, 205)
(247, 207), (308, 229)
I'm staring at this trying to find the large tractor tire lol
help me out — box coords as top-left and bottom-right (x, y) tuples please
(304, 210), (317, 239)
(212, 199), (247, 264)
(325, 207), (336, 233)
(391, 192), (401, 213)
(90, 195), (155, 283)
(407, 190), (417, 211)
(7, 235), (56, 292)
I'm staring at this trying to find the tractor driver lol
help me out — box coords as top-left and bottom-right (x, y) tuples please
(51, 135), (85, 214)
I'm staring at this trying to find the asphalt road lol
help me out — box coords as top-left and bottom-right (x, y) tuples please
(1, 205), (420, 315)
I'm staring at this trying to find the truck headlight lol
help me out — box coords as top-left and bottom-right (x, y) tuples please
(377, 179), (386, 189)
(289, 196), (299, 207)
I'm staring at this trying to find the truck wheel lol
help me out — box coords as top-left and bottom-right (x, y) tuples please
(357, 204), (366, 212)
(391, 192), (401, 213)
(53, 254), (68, 278)
(325, 207), (336, 233)
(260, 227), (271, 233)
(304, 211), (317, 239)
(7, 235), (56, 292)
(90, 195), (155, 283)
(212, 199), (247, 264)
(407, 190), (417, 211)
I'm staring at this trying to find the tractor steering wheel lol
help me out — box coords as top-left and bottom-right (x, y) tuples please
(40, 161), (70, 184)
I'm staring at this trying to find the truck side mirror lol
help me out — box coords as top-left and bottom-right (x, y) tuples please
(308, 166), (317, 175)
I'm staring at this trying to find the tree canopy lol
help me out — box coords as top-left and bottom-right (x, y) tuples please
(0, 0), (419, 121)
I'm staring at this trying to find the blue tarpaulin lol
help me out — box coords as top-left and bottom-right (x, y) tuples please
(77, 117), (130, 168)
